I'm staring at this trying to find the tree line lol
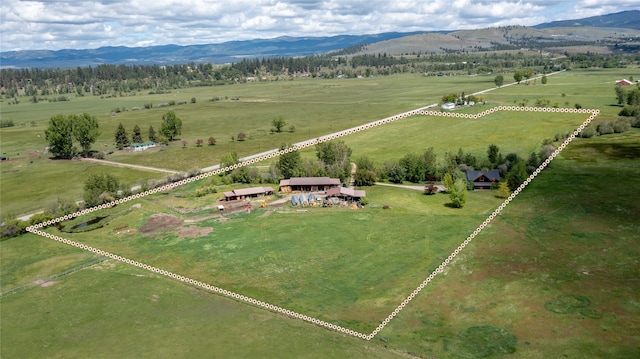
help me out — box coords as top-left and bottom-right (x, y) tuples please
(3, 52), (637, 100)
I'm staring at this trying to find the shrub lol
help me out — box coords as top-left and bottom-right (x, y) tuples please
(579, 126), (596, 138)
(0, 119), (15, 128)
(208, 137), (216, 145)
(613, 118), (631, 133)
(237, 132), (246, 141)
(597, 121), (614, 135)
(618, 106), (638, 117)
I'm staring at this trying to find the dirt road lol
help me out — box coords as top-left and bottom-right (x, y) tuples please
(79, 158), (182, 174)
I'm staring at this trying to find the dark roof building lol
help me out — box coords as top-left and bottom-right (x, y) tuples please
(325, 187), (366, 201)
(223, 186), (274, 201)
(465, 170), (501, 190)
(279, 177), (341, 192)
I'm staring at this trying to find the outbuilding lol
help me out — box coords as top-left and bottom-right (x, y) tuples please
(279, 177), (341, 192)
(223, 186), (274, 201)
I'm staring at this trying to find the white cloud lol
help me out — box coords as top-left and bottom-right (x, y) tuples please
(0, 0), (638, 51)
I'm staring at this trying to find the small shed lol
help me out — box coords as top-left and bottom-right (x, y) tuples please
(441, 103), (455, 110)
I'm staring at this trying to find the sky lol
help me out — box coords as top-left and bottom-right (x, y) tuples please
(1, 0), (639, 52)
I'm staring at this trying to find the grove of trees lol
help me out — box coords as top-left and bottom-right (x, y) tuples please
(45, 113), (100, 158)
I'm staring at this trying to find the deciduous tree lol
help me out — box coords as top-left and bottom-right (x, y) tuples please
(354, 156), (377, 186)
(45, 114), (74, 159)
(71, 113), (100, 157)
(487, 144), (500, 166)
(272, 116), (286, 133)
(316, 140), (352, 181)
(449, 178), (467, 208)
(276, 143), (302, 179)
(494, 75), (504, 87)
(160, 110), (182, 141)
(83, 173), (120, 207)
(513, 70), (523, 84)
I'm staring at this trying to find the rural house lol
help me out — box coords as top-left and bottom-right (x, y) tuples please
(615, 79), (633, 86)
(279, 177), (341, 192)
(465, 170), (501, 190)
(223, 186), (274, 201)
(129, 141), (156, 151)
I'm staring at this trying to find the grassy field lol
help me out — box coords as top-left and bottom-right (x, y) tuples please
(378, 130), (640, 358)
(2, 68), (636, 216)
(2, 67), (640, 358)
(33, 185), (502, 334)
(2, 130), (638, 358)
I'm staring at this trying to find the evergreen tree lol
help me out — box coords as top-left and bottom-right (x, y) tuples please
(148, 125), (156, 142)
(132, 124), (143, 143)
(115, 123), (129, 150)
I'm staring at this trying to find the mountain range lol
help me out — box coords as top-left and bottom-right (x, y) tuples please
(1, 10), (638, 69)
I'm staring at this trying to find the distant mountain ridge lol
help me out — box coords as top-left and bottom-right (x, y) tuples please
(2, 10), (639, 69)
(0, 32), (426, 69)
(533, 10), (640, 30)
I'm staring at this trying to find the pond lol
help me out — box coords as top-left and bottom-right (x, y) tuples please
(70, 215), (109, 231)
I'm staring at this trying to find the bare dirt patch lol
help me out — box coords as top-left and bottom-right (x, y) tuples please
(139, 213), (183, 234)
(40, 281), (57, 287)
(178, 226), (213, 239)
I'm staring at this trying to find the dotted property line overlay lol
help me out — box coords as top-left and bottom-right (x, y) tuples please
(27, 106), (599, 341)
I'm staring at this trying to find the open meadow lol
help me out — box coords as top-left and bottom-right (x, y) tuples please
(2, 68), (640, 358)
(2, 68), (637, 217)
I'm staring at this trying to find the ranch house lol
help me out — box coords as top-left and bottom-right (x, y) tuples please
(223, 186), (274, 201)
(130, 142), (156, 151)
(465, 170), (501, 190)
(279, 177), (341, 192)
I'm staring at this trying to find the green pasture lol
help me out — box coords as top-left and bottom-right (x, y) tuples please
(0, 261), (403, 359)
(2, 67), (640, 358)
(1, 68), (636, 217)
(2, 130), (638, 358)
(341, 110), (589, 165)
(378, 130), (640, 358)
(0, 156), (164, 216)
(39, 186), (503, 334)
